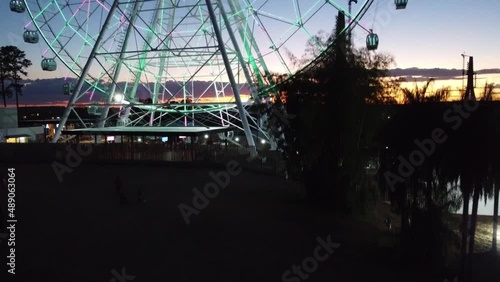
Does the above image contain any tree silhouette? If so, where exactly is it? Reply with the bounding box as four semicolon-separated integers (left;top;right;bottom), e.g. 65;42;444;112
401;78;450;104
271;11;394;213
0;45;32;108
267;10;500;280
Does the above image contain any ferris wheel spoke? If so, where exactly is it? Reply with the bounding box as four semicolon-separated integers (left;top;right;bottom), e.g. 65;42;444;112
34;9;58;31
32;2;94;79
292;0;301;22
64;0;91;33
25;0;54;26
250;13;292;74
64;43;87;77
250;9;295;26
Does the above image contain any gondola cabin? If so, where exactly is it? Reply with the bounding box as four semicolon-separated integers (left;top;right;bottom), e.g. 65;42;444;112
87;105;96;115
23;30;39;44
41;58;57;71
63;82;75;95
395;0;408;10
366;31;379;51
10;0;25;13
95;106;103;116
87;103;102;116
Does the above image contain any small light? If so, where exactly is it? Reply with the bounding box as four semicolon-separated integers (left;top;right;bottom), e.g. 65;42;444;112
235;137;240;142
385;146;389;149
204;134;209;139
114;93;124;103
138;138;142;142
261;139;266;144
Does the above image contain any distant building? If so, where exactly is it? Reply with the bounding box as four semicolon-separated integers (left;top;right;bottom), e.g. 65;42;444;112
0;108;44;143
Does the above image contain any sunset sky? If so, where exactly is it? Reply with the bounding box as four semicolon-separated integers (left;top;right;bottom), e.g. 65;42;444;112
353;0;500;70
0;0;499;85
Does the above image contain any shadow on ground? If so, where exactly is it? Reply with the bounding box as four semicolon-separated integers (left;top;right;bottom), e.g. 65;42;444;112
0;163;466;281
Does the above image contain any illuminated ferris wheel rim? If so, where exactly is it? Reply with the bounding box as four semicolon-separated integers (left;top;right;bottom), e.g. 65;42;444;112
21;0;379;90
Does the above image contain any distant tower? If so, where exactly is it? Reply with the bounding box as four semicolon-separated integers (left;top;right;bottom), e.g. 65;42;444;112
463;56;476;101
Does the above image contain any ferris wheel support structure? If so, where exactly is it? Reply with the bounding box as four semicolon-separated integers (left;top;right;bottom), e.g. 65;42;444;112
218;0;277;149
227;0;288;149
150;4;176;126
227;1;266;90
98;0;142;128
206;0;257;156
219;1;259;102
53;0;120;142
117;0;163;128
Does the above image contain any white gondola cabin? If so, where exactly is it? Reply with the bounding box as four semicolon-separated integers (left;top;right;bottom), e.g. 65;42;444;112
87;103;102;116
10;0;25;13
63;82;75;95
366;31;379;51
41;58;57;71
87;105;96;115
95;106;103;115
23;30;39;44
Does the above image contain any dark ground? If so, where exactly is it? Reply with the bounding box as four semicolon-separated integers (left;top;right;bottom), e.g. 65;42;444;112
0;162;477;282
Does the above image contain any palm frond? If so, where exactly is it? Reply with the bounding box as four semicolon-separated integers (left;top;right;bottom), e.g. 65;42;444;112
480;82;494;102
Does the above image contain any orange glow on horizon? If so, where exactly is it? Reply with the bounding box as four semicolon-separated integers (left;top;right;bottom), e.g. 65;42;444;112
14;94;253;108
395;73;500;103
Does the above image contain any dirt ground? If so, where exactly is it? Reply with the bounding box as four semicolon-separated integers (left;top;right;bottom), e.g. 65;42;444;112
0;162;481;282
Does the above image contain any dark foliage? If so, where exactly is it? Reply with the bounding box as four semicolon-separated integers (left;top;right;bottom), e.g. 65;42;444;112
0;45;32;108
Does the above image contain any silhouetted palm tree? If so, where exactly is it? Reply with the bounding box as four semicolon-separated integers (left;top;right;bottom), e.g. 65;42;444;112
401;78;450;104
492;175;500;253
480;82;494;102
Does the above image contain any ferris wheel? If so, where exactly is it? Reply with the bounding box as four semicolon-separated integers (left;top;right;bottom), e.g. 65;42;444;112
10;0;408;150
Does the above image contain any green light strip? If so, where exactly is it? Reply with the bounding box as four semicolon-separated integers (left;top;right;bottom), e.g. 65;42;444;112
30;1;52;23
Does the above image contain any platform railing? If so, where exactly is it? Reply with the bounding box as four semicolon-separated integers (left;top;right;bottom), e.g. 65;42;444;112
0;143;287;176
